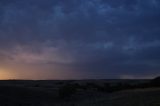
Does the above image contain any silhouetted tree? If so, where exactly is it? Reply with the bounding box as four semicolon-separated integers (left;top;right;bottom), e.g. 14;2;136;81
150;76;160;87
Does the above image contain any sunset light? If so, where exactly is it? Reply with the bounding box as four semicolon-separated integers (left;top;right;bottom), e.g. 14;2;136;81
0;69;15;80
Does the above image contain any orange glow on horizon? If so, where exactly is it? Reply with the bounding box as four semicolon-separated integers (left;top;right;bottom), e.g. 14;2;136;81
0;69;16;80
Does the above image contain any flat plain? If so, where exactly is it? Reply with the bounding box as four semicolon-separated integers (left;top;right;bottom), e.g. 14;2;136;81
0;79;159;106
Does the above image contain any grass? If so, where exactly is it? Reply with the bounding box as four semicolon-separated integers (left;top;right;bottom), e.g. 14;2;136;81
0;79;160;106
76;88;160;106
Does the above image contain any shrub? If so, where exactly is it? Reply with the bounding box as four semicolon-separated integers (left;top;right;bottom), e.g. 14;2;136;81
97;83;112;92
58;84;77;99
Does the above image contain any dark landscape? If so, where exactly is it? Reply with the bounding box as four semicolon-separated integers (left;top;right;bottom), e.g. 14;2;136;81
0;77;160;106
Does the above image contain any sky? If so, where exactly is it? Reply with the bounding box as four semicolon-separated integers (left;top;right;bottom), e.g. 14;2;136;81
0;0;160;79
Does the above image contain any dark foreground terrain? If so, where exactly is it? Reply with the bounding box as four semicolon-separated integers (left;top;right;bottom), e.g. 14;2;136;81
0;78;160;106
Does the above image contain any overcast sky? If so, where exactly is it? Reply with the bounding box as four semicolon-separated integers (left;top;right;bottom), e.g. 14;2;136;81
0;0;160;79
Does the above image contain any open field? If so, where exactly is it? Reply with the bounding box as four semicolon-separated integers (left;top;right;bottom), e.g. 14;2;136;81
0;79;160;106
76;88;160;106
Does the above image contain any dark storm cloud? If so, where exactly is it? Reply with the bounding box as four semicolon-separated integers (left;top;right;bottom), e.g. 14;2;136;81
0;0;160;79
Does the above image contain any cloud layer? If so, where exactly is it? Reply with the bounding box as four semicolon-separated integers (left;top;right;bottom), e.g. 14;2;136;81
0;0;160;79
